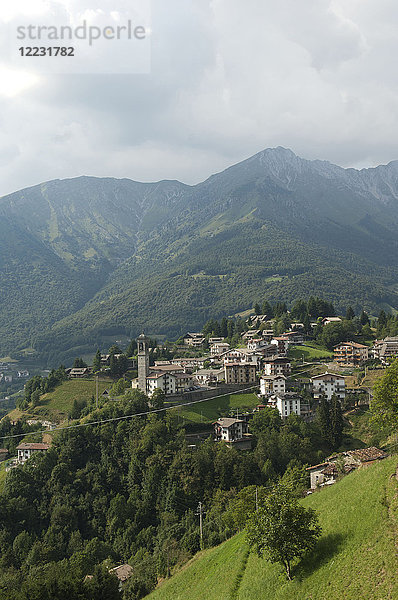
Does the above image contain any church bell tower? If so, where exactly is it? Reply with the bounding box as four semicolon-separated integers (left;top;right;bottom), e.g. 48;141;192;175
137;333;149;393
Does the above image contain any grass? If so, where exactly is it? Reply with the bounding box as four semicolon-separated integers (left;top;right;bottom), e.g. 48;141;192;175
147;533;249;600
289;343;334;361
31;379;109;422
345;368;384;390
146;458;398;600
173;392;259;424
343;406;387;448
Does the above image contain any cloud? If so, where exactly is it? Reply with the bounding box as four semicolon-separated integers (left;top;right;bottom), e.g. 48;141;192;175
0;0;398;196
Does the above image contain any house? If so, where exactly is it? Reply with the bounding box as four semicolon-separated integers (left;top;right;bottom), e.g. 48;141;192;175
26;419;56;430
268;393;302;419
311;373;345;401
263;357;291;377
242;329;262;341
307;446;388;490
194;368;224;385
270;337;290;355
153;363;184;375
247;314;269;326
16;442;50;465
210;342;230;356
171;356;209;371
4;375;12;383
282;330;305;345
146;372;177;396
213;417;252;449
183;333;205;347
306;462;339;489
247;338;269;351
68;367;90;379
175;372;195;393
322;317;342;326
372;337;398;364
259;375;286;397
332;446;388;467
224;362;257;384
221;348;262;367
109;564;134;590
208;337;225;345
334;342;369;366
17;370;29;378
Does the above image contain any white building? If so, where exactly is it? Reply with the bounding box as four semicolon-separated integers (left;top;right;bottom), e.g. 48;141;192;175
372;337;398;364
263;357;291;377
214;417;249;442
259;375;286;397
268;393;301;419
311;373;345;401
210;342;230;356
146;372;177;397
270;337;289;355
16;442;50;465
195;368;224;385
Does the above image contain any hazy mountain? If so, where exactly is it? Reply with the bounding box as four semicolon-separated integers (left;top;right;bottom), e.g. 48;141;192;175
1;147;398;361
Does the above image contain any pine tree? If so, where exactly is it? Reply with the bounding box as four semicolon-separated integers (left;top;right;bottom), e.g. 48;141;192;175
360;310;369;326
317;397;332;447
93;349;102;372
345;306;355;320
330;395;344;449
262;301;273;318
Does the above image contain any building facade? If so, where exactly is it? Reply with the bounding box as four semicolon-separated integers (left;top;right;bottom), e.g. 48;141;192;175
311;373;346;401
224;362;257;384
334;342;369;366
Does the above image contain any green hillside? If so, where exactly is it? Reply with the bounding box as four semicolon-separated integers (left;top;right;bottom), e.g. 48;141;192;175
147;457;398;600
175;392;259;424
2;148;398;361
8;378;110;423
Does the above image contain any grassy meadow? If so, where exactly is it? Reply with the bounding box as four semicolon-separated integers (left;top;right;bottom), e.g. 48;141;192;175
147;457;398;600
173;392;259;424
31;378;109;422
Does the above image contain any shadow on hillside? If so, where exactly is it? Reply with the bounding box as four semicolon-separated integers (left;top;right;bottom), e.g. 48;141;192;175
294;532;347;580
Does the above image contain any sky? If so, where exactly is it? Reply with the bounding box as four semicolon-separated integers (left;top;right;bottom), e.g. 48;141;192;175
1;0;398;196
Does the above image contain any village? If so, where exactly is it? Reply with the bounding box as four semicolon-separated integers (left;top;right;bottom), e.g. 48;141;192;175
3;310;394;498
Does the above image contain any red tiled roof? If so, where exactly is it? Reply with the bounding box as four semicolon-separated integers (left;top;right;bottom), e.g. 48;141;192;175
16;442;50;450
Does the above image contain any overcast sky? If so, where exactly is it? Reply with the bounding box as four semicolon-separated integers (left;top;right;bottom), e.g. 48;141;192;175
1;0;398;196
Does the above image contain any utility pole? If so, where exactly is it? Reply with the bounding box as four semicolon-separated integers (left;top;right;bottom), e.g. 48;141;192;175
96;375;99;409
197;502;204;550
255;486;258;512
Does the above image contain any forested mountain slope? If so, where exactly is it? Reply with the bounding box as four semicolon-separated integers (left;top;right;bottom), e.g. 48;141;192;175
2;147;398;359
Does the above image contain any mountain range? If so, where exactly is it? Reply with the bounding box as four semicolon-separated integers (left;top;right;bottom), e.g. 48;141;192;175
1;146;398;362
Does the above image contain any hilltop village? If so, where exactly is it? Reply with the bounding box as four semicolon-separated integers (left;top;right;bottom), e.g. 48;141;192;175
4;301;396;467
0;300;396;598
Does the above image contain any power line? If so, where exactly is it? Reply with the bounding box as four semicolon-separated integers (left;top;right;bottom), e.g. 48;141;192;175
0;386;258;442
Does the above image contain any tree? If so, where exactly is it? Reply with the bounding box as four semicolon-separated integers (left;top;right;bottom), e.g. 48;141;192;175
150;388;165;410
377;310;387;334
73;357;87;368
93;349;102;372
262;301;273;318
246;485;321;580
316;397;332;447
254;303;261;316
360;310;369;326
345;306;355;320
371;358;398;429
330;395;344;449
